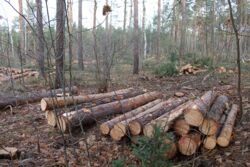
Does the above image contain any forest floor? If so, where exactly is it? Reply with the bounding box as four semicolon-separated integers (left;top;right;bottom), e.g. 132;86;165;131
0;65;250;167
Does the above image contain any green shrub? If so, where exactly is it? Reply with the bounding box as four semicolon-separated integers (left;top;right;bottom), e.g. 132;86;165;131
132;126;173;167
193;57;213;69
169;52;178;64
154;63;178;77
111;158;125;167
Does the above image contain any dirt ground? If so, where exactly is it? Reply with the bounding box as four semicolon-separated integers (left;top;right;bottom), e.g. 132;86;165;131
0;70;250;167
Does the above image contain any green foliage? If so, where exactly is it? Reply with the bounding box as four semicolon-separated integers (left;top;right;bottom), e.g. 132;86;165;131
193;57;214;69
111;158;125;167
169;52;178;64
154;63;178;77
132;126;173;167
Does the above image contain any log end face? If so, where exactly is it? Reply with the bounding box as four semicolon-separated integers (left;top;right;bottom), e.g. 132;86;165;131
41;99;48;111
178;136;197;156
143;124;154;137
203;136;216;150
184;105;204;127
47;111;57;127
164;139;177;159
199;119;218;135
110;128;123;141
129;121;141;136
217;136;229;147
100;123;110;135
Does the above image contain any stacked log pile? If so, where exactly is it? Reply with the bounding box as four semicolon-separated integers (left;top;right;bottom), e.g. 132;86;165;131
40;87;238;159
0;67;39;83
179;64;206;75
95;90;238;158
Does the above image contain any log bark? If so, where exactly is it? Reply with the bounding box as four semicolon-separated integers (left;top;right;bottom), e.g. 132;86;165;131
178;133;201;156
173;119;190;136
128;97;188;136
199;95;229;135
41;87;141;111
100;99;162;135
57;91;162;133
217;104;238;147
203;114;227;150
184;91;217;127
0;86;78;110
110;97;187;141
143;101;192;137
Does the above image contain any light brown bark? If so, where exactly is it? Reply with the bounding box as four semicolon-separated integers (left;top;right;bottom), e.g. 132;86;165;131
184;91;217;126
217;104;238;147
41;88;141;111
100;99;162;135
57;92;162;133
143;101;192;137
199;95;229;135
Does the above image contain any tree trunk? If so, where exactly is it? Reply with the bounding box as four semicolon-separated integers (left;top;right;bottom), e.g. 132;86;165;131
41;87;143;111
156;0;161;58
199;95;229;135
128;97;187;136
173;119;190;136
36;0;45;78
123;0;127;31
184;91;217;126
179;0;186;65
133;0;139;74
178;133;201;155
0;86;78;109
18;0;25;64
228;0;243;119
143;101;192;137
78;0;84;70
217;104;238;147
57;92;162;133
100;99;162;135
55;0;65;88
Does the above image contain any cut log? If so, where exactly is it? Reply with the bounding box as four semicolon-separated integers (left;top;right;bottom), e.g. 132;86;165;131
173;119;190;136
203;135;216;150
57;91;162;133
164;138;177;159
47;110;57;127
184;91;217;127
128;97;188;136
199;95;229;135
41;87;142;111
110;97;187;141
143;101;192;137
178;133;201;156
0;147;18;159
203;114;227;150
217;104;238;147
99;99;162;135
0;86;78;110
